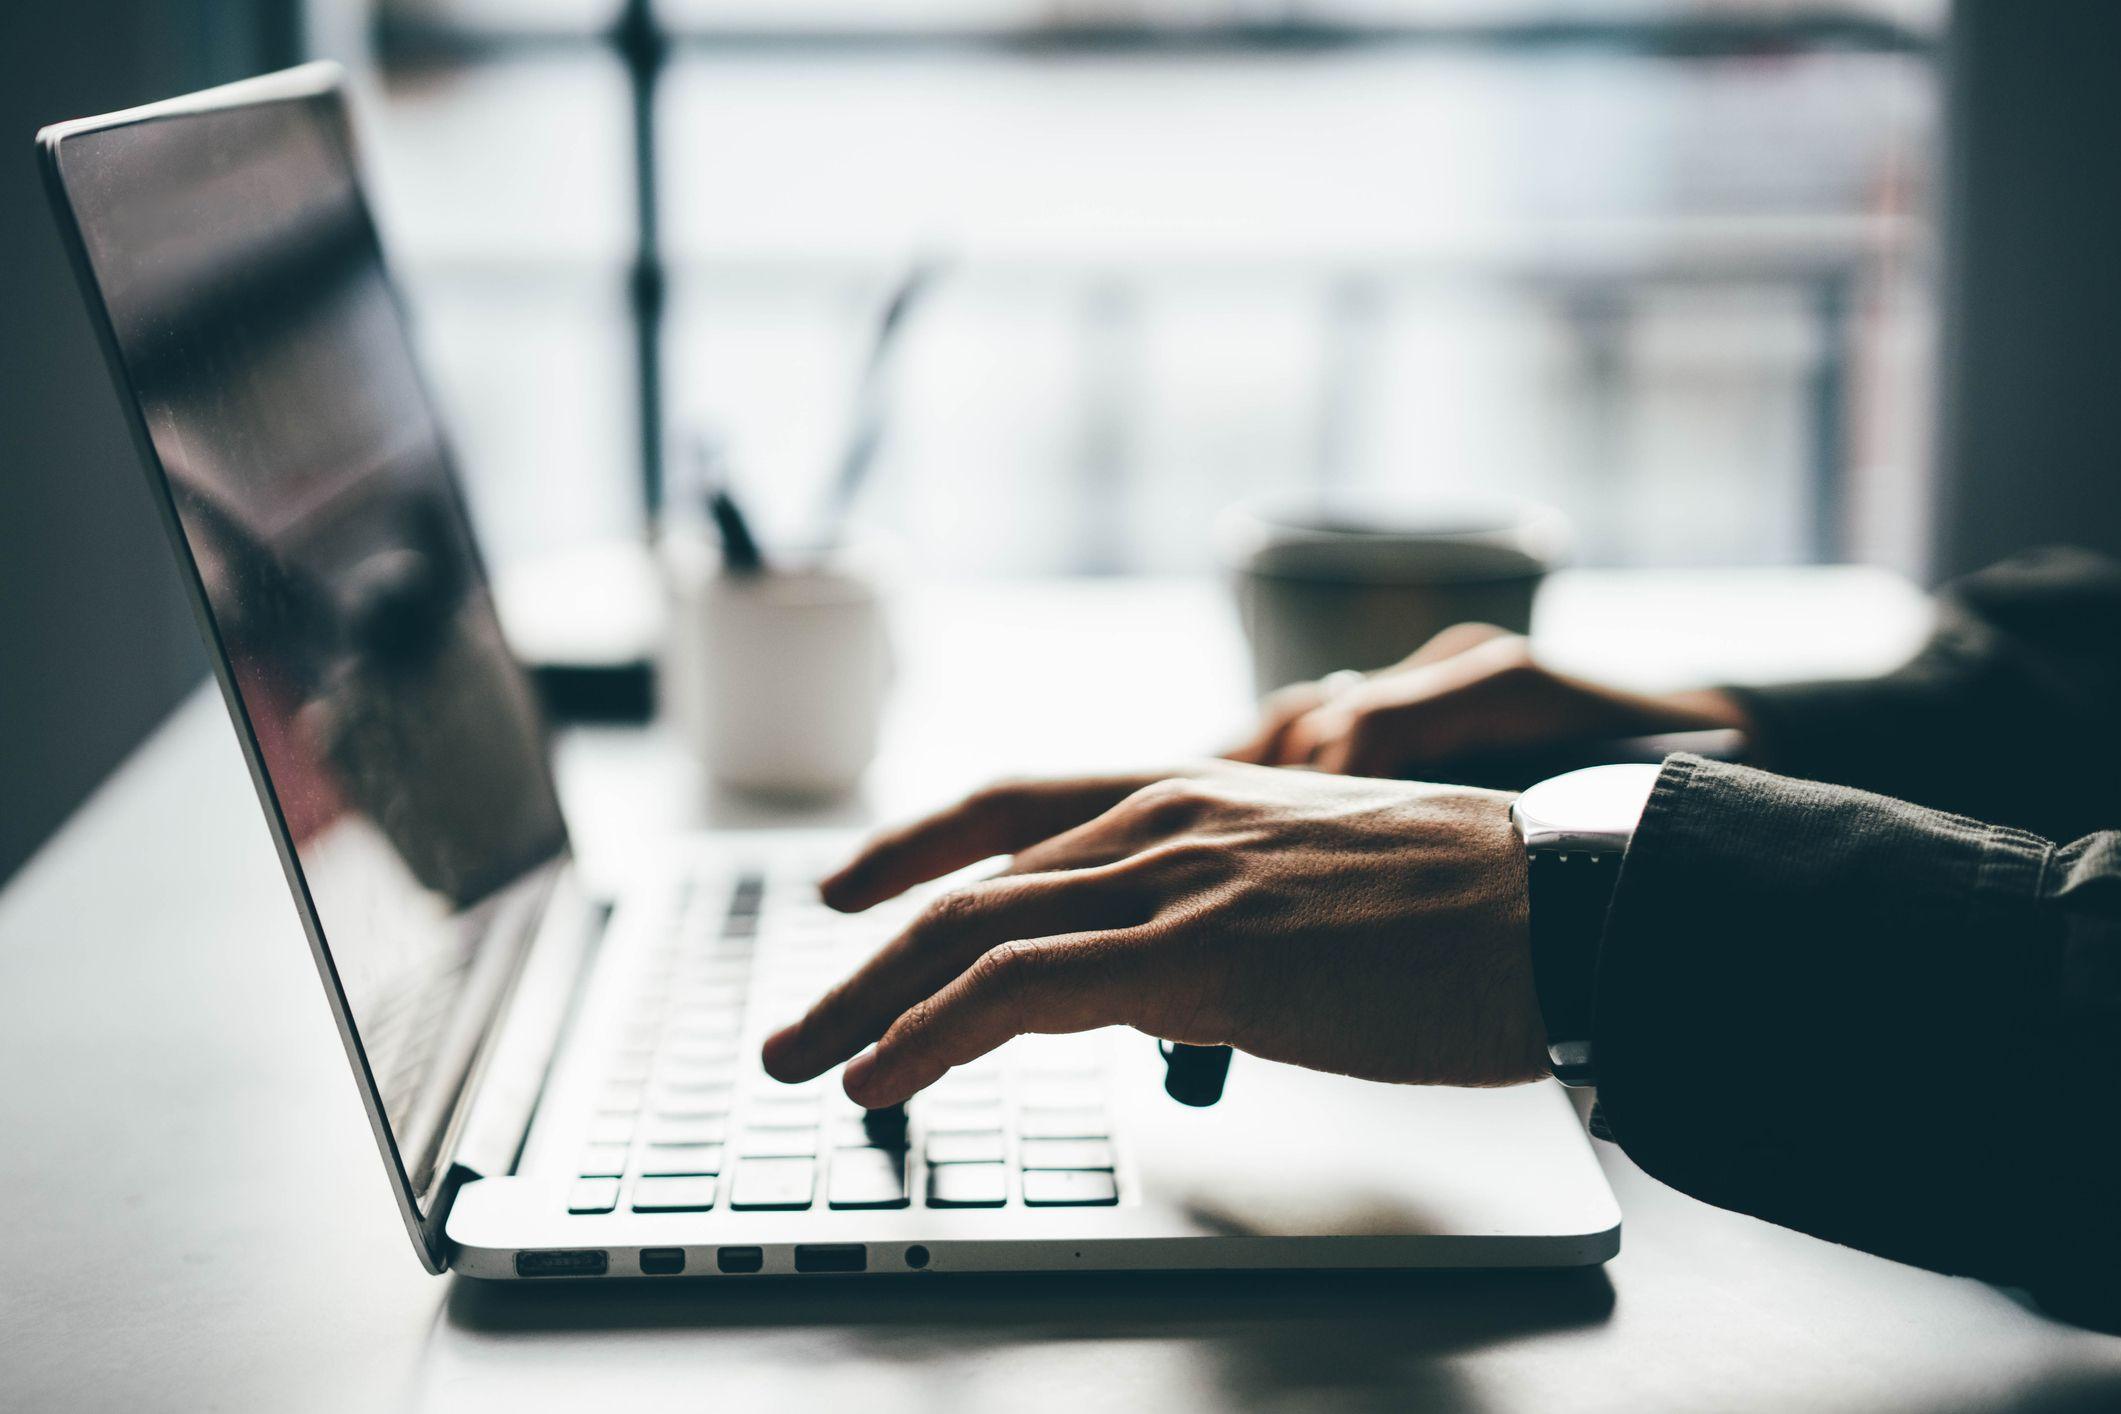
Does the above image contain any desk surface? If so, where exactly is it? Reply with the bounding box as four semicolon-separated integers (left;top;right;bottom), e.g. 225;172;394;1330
5;570;2118;1413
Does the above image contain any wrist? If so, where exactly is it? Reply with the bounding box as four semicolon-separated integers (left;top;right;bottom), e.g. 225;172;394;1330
1488;803;1548;1081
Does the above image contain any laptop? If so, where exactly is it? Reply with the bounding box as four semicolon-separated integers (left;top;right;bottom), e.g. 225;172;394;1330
37;64;1620;1281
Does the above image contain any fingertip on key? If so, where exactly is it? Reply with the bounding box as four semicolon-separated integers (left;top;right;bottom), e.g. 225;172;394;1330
816;869;867;913
759;1024;808;1082
841;1049;883;1104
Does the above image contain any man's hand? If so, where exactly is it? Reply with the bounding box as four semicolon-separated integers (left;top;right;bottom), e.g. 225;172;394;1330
1227;623;1749;778
761;762;1544;1108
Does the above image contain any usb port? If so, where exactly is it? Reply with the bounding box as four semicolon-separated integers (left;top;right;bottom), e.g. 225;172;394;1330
515;1249;609;1278
793;1244;866;1274
716;1246;765;1274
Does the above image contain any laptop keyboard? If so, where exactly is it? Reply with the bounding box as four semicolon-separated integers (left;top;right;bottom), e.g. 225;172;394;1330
565;871;1122;1217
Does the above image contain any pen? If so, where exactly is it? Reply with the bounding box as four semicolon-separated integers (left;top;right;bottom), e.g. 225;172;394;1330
709;486;766;575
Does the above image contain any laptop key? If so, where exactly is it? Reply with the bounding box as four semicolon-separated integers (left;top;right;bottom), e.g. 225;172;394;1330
665;1040;739;1066
922;1101;1005;1134
640;1144;724;1176
927;1163;1009;1208
1016;1107;1106;1140
1021;1170;1119;1207
858;1103;908;1142
828;1147;910;1210
586;1114;637;1146
1018;1081;1102;1111
925;1131;1006;1166
579;1143;630;1179
730;1158;816;1211
632;1175;718;1213
1018;1138;1114;1171
666;1015;741;1042
569;1178;620;1215
931;1071;1003;1102
600;1083;647;1113
737;1126;820;1159
647;1115;729;1146
748;1096;821;1125
830;1116;913;1150
658;1067;737;1094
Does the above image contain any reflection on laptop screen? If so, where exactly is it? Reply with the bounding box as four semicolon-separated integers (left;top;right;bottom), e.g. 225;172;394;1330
50;82;567;1207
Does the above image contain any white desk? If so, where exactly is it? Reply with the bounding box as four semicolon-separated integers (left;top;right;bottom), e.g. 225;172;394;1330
4;570;2118;1413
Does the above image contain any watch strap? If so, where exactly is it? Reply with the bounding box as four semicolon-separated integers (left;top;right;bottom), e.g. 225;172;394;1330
1525;848;1620;1086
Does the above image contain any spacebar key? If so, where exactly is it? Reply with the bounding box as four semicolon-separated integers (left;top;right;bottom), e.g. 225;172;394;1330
730;1157;816;1210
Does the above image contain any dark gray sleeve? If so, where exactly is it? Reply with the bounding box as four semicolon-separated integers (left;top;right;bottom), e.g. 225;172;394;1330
1724;547;2121;841
1593;754;2121;1329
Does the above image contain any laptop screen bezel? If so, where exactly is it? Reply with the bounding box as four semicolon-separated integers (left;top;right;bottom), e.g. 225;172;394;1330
35;62;570;1274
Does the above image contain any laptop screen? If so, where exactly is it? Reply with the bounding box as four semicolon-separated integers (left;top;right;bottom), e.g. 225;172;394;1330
44;73;569;1220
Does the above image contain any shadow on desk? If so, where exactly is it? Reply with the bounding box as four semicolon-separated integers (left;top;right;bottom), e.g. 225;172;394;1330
443;1267;1613;1409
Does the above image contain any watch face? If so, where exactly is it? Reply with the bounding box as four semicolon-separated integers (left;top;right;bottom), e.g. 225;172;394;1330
1515;763;1661;854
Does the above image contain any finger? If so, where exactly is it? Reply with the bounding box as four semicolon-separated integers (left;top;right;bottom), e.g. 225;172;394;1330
761;868;1145;1082
1313;716;1396;777
1281;699;1358;769
1007;808;1142;877
1009;771;1231;876
841;932;1142;1107
1223;682;1328;765
820;773;1159;912
1400;621;1513;668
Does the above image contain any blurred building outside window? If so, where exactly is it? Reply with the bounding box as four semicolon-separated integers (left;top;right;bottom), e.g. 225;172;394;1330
324;0;1945;585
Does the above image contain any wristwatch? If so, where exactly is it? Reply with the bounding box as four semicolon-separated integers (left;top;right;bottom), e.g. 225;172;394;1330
1509;763;1662;1087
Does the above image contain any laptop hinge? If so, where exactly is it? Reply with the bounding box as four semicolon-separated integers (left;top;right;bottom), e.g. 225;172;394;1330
422;865;605;1251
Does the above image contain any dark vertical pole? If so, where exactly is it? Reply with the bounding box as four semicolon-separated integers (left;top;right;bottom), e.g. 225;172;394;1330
1805;268;1853;563
1564;282;1628;563
1933;0;2121;581
615;0;668;522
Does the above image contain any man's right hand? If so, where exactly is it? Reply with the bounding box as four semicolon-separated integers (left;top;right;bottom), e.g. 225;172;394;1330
1226;623;1750;779
762;762;1543;1108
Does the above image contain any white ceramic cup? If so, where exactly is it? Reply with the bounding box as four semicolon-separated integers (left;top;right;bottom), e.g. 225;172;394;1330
663;550;892;799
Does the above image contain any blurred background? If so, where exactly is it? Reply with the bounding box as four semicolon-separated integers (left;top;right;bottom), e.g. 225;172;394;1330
352;0;1942;575
5;0;2119;879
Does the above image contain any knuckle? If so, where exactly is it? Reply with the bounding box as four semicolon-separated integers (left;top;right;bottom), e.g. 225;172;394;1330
1143;838;1233;883
1450;621;1510;644
1482;636;1539;677
917;884;988;935
967;775;1035;814
965;943;1046;1024
889;995;941;1046
1263;683;1323;718
1130;776;1190;804
970;938;1041;989
1126;778;1204;833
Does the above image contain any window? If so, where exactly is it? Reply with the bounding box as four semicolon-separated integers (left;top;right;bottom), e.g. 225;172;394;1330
345;0;1944;576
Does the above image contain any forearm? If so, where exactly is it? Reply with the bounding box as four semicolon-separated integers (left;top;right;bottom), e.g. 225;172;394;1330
1593;755;2121;1327
1723;548;2121;839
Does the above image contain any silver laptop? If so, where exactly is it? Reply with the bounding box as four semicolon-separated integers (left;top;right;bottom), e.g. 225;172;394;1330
38;64;1619;1282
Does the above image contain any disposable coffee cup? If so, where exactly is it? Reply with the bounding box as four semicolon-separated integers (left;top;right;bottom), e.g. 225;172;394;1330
1217;492;1569;697
662;541;893;800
